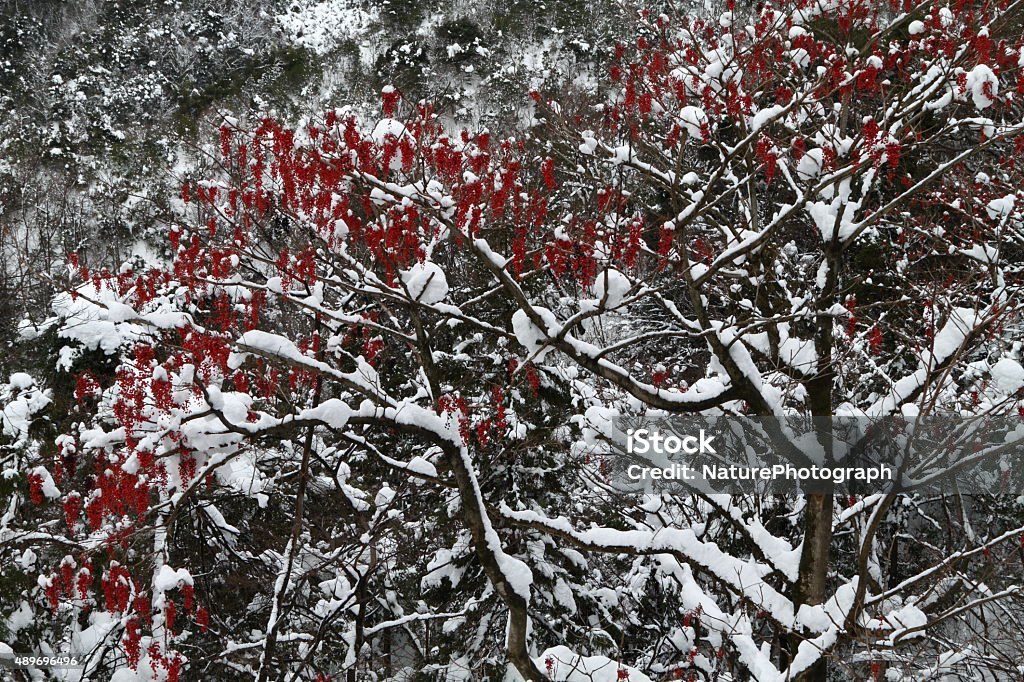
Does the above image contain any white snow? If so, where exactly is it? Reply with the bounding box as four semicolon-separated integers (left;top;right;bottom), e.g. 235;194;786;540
2;374;51;445
275;0;375;56
371;117;408;144
579;130;599;155
371;118;412;171
806;197;860;242
679;106;709;139
866;602;928;643
930;307;982;365
590;269;630;308
869;307;984;414
512;307;561;361
750;104;786;132
52;283;190;354
790;47;810;69
474;238;509;269
796;148;824;181
422;547;467;590
991;358;1024;394
4;600;33;633
500;506;797;625
400;261;449;304
8;372;34;390
154;564;193;592
965;64;999;109
505;646;653;682
985;194;1016;221
30;466;61;500
298;398;353;429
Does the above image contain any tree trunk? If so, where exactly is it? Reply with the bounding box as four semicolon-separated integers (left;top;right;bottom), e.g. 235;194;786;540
444;444;547;681
793;493;834;681
792;246;840;681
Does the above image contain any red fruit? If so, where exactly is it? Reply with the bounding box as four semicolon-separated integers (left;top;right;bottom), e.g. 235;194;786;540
868;326;883;355
196;606;209;632
63;494;82;531
124;618;142;669
27;473;45;505
541;158;556;190
45;577;60;612
165;600;177;633
182;584;194;613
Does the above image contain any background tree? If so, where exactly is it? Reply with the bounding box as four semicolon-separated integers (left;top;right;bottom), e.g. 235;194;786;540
3;1;1024;681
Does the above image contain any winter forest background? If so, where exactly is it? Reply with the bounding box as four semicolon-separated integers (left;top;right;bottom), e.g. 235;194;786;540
2;0;1024;680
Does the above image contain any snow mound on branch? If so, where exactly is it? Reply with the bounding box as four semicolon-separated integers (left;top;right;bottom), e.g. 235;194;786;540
678;106;708;139
985;194;1016;221
30;466;61;499
505;646;653;681
299;398;352;429
870;307;987;414
960;243;997;264
869;603;928;643
991;358;1024;394
401;261;449;304
422;547;467;590
590;268;631;308
154;565;194;592
372;118;411;171
796;148;824;181
581;405;617;446
807;197;860;242
965;64;998;109
9;373;34;390
750;104;786;132
579;130;599;155
371;117;408;143
53;283;190;354
931;307;981;364
2;374;52;446
512;308;561;361
5;601;32;633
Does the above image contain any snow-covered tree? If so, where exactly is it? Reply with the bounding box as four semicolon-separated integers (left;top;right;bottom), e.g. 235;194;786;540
5;1;1024;680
